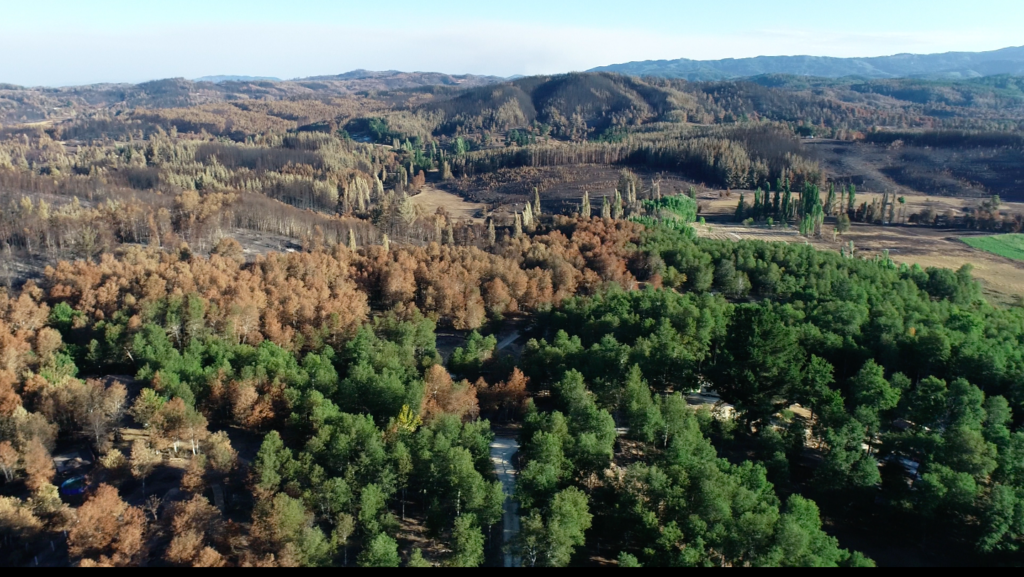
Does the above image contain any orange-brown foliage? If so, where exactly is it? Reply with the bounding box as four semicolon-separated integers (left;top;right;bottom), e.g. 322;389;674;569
420;364;479;423
22;438;53;492
68;484;148;566
38;217;644;340
477;368;529;422
180;456;207;494
46;245;369;350
166;495;225;566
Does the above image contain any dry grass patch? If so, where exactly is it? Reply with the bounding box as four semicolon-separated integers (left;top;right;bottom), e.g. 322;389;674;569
411;187;488;223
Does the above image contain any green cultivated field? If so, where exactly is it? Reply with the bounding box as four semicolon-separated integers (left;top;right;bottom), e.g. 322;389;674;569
962;233;1024;261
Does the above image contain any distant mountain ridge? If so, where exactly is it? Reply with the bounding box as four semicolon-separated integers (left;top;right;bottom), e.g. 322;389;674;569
195;75;281;83
294;69;507;88
589;46;1024;80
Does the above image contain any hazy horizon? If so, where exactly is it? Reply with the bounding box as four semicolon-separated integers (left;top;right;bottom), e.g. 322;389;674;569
4;44;1023;89
2;0;1021;86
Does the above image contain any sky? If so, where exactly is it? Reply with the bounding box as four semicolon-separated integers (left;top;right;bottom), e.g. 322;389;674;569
2;0;1021;86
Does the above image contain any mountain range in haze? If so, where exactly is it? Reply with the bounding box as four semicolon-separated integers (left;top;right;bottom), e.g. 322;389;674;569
5;47;1024;124
193;70;506;87
6;46;1024;92
588;46;1024;80
194;75;282;83
191;46;1024;89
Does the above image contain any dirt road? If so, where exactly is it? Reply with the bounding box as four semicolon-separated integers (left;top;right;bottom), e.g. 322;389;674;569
490;436;520;567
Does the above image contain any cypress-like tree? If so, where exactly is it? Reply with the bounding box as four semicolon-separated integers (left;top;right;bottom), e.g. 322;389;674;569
580;191;591;218
735;193;746;222
812;203;825;237
801;184;820;218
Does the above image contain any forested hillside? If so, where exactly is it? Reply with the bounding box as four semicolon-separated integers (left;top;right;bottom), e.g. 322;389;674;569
3;211;1024;566
2;68;1024;567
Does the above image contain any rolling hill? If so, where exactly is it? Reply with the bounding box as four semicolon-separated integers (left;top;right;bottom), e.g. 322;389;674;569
418;72;680;136
0;71;506;124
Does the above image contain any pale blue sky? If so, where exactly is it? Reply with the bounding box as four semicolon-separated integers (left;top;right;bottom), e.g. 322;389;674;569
2;0;1021;86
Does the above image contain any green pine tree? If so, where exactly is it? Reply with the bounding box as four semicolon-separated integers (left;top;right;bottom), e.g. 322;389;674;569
447;514;485;567
734;193;746;222
358;533;401;567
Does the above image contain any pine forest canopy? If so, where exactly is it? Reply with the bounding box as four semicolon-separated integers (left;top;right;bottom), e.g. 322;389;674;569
2;58;1024;568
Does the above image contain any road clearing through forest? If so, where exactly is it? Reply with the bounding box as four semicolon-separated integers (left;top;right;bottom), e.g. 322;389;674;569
490;436;520;567
496;331;520;351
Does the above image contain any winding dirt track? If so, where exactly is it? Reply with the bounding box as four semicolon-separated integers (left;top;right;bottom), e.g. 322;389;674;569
490;436;520;567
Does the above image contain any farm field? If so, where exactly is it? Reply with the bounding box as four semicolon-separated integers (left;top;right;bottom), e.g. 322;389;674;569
961;233;1024;262
687;189;1024;303
694;222;1024;304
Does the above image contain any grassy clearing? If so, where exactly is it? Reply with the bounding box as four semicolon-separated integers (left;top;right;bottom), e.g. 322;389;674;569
411;186;488;223
961;234;1024;262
